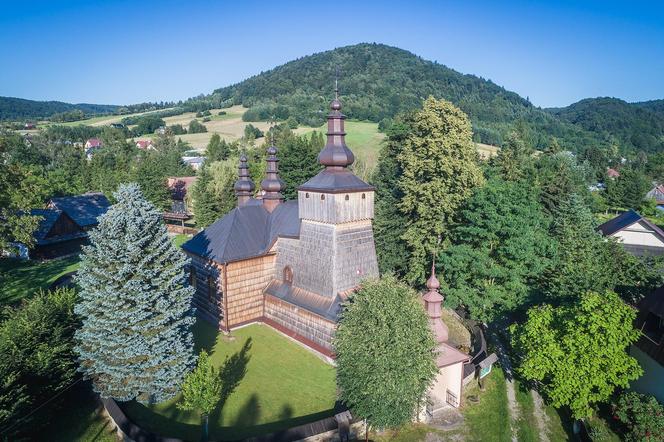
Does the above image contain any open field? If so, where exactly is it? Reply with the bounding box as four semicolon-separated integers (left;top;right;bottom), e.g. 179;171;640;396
0;255;80;305
123;321;337;441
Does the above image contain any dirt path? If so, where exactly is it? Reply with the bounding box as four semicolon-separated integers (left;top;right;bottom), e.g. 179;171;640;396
531;389;551;442
490;334;520;442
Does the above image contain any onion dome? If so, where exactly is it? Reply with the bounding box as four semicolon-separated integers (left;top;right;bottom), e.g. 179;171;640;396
318;91;355;169
423;263;449;344
234;154;255;206
261;144;285;211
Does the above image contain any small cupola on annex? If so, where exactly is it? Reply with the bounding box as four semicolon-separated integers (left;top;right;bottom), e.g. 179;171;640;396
297;88;375;224
260;144;285;212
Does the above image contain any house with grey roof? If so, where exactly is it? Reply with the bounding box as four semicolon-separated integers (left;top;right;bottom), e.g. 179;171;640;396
182;95;379;357
25;192;111;259
631;285;664;402
598;210;664;256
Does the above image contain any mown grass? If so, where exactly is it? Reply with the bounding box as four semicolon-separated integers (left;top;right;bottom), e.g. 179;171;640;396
462;368;511;442
0;255;80;305
122;321;337;441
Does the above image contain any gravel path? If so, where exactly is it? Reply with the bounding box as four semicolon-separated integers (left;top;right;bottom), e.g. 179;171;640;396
531;389;551;442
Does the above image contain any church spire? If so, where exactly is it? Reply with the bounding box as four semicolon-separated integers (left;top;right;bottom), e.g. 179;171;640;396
261;143;285;212
317;81;355;169
423;261;449;344
234;154;255;207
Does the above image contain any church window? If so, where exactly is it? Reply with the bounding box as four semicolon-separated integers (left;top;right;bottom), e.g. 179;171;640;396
283;266;293;284
345;194;349;201
361;193;366;199
321;194;325;200
305;193;309;198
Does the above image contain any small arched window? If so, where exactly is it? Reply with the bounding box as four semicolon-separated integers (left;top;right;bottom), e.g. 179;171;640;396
305;192;309;198
344;194;349;201
321;194;325;200
207;275;216;302
283;266;293;284
361;193;366;200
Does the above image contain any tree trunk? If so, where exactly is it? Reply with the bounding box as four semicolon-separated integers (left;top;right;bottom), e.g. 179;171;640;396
201;413;209;442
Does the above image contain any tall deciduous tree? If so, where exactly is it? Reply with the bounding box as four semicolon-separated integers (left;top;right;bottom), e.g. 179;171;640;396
334;276;437;430
440;178;554;322
178;350;222;441
192;160;236;227
396;97;484;283
75;183;196;402
511;290;642;419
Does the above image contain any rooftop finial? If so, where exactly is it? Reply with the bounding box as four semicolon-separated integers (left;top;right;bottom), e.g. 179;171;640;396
318;71;354;168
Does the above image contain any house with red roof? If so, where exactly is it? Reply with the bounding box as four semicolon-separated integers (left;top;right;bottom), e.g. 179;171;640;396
136;139;154;150
85;138;102;149
607;167;621;179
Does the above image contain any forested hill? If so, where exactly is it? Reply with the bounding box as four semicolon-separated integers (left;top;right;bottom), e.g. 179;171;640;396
0;96;118;121
186;43;602;151
547;97;664;153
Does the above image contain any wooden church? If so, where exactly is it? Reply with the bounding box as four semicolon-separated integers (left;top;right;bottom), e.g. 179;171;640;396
182;94;379;357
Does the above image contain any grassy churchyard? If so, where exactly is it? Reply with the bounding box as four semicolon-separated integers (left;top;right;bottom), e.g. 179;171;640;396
122;321;337;441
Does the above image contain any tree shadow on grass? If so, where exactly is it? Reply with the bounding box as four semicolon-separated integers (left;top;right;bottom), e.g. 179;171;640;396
209;338;253;426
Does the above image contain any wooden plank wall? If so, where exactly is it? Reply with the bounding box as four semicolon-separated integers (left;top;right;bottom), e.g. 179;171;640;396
226;254;275;327
187;253;224;328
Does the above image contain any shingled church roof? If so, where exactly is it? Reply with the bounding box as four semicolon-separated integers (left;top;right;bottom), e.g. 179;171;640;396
182;200;300;264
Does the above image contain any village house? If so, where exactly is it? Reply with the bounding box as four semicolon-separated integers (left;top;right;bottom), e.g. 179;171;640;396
182;95;379;357
598;210;664;256
607;167;621;179
28;192;110;259
631;286;664;403
136;139;154;150
645;184;664;211
182;156;205;171
85;138;102;149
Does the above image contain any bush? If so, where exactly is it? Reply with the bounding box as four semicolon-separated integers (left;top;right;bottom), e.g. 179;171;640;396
0;288;79;436
615;391;664;441
218;111;226;116
243;123;263;139
285;116;298;129
203;117;211;122
170;124;187;135
189;120;208;134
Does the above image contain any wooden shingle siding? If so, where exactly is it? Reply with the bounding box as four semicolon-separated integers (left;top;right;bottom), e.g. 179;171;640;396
225;254;275;328
298;190;374;224
186;253;223;328
264;294;336;351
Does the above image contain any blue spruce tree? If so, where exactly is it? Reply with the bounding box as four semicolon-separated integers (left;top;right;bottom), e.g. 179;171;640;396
74;183;196;403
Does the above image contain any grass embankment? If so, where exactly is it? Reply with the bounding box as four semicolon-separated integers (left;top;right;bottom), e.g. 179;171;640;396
123;321;337;441
0;255;80;305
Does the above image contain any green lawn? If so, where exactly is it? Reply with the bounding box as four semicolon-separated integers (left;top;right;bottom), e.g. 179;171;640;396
122;321;337;441
172;233;192;248
0;255;80;305
462;368;511;442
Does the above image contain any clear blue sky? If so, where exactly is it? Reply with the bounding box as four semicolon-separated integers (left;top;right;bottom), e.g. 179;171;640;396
1;0;662;108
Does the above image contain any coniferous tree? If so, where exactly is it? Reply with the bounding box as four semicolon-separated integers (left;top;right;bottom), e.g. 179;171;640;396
277;130;323;199
192;160;236;227
536;151;591;215
440;178;554;322
206;134;231;162
74;183;196;403
540;194;622;303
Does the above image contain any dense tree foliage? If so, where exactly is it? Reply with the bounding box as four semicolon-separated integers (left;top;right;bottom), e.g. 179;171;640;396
0;96;118;121
440;178;554;322
334;276;437;430
511;290;642;419
188;119;207;134
273;129;324;199
605;167;651;210
178;350;221;441
615;391;664;442
206;134;233;162
192;159;237;227
186;43;639;152
75;184;196;402
0;288;79;437
548;97;664;153
394;97;484;283
243;123;263;140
